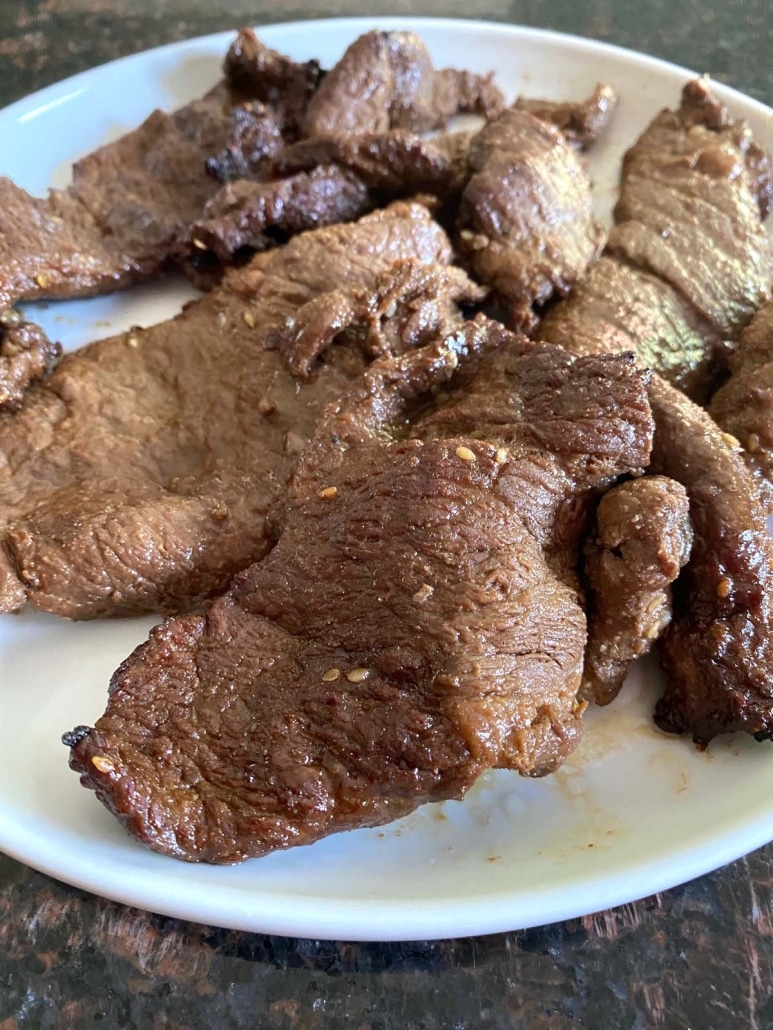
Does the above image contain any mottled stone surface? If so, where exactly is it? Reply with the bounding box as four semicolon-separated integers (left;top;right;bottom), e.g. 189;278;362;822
2;1;773;1026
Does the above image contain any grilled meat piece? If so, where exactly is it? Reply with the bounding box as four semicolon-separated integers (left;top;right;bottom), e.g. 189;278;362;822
223;27;324;132
0;34;324;309
273;128;473;197
305;30;503;138
189;166;372;263
204;101;286;183
650;376;773;745
541;78;772;401
275;261;487;377
540;256;721;401
515;83;618;149
0;311;61;412
581;476;692;705
708;299;773;510
539;79;773;743
457;108;602;331
0;204;462;619
68;317;653;863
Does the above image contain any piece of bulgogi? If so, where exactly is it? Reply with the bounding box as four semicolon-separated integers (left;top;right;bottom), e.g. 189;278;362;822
0;203;481;619
67;316;654;862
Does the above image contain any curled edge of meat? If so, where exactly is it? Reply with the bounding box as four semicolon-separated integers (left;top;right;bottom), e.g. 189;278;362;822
0;311;62;412
580;475;693;705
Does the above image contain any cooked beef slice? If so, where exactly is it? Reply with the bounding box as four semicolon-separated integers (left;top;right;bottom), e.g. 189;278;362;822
273;129;473;197
708;299;773;510
203;101;286;183
649;375;773;745
0;203;456;620
68;318;654;863
0;311;61;412
223;27;324;132
608;79;771;336
514;83;618;149
580;476;692;705
304;30;503;138
543;79;772;402
539;255;723;401
0;35;324;309
456;108;602;332
276;261;487;377
189;166;372;262
0;178;134;310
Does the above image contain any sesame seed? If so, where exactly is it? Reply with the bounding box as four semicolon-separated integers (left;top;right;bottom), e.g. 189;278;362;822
721;432;740;449
192;238;208;250
127;335;139;348
35;274;48;288
495;447;509;464
384;300;397;318
216;311;228;329
346;668;370;683
91;755;114;773
456;446;476;462
318;486;338;499
322;668;340;682
413;584;434;603
716;577;732;599
243;311;257;329
0;309;22;328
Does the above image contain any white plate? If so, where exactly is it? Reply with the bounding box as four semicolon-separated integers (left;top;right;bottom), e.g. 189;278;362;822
2;17;773;942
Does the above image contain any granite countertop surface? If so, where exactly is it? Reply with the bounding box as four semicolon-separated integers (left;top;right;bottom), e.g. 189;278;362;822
2;1;773;1027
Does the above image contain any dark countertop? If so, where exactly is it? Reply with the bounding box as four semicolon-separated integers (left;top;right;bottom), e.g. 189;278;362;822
2;1;773;1026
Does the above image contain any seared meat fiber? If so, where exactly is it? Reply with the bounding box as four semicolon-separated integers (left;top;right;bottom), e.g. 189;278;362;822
0;35;322;309
0;204;469;619
276;261;487;377
305;30;503;138
189;166;372;263
581;476;692;705
708;299;773;510
515;83;618;149
222;27;323;136
456;108;602;332
541;78;772;401
650;377;773;745
273;129;473;197
0;311;60;412
68;318;653;863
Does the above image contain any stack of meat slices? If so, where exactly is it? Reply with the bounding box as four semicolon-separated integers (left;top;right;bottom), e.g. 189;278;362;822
2;27;773;864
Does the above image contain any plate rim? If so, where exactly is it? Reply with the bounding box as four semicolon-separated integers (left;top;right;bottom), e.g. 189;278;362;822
2;15;773;941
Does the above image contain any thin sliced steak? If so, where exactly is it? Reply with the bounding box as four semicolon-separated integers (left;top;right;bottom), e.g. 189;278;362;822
272;128;473;197
0;35;322;310
514;83;618;149
650;376;773;745
0;203;470;619
457;108;603;332
189;166;372;263
581;476;692;705
541;78;772;401
304;30;503;138
67;317;653;863
708;299;773;510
